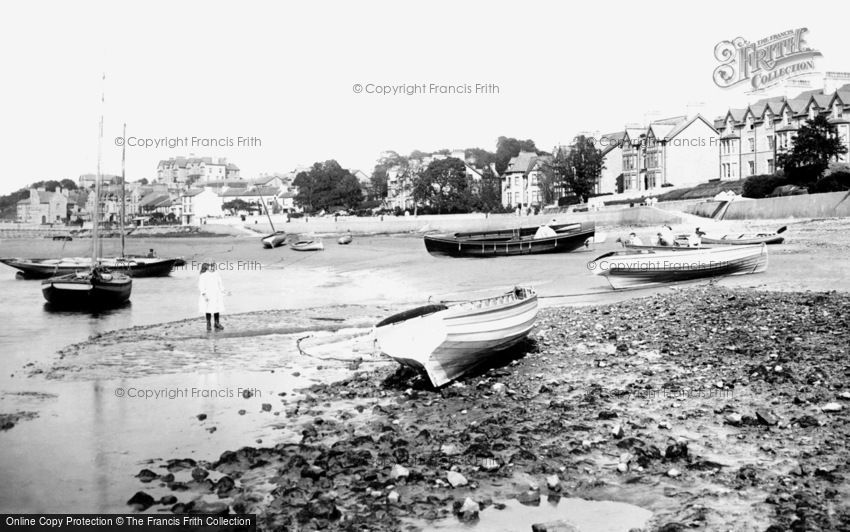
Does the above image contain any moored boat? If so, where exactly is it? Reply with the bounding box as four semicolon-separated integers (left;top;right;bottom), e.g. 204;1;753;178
373;287;538;387
262;231;287;248
42;268;132;307
424;222;595;257
588;244;768;290
1;256;178;279
291;239;324;251
337;235;353;245
696;226;786;245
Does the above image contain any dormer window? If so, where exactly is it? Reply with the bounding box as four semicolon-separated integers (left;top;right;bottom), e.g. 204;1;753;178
765;112;773;129
809;105;817;120
783;111;790;126
835;102;844;119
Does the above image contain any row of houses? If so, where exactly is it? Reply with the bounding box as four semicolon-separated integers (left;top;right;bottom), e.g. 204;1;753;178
497;83;850;210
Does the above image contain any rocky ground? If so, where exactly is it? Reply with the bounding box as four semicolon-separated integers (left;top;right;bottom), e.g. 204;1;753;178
126;285;850;531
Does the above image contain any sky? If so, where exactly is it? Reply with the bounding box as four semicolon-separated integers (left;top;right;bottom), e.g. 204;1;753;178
1;0;849;193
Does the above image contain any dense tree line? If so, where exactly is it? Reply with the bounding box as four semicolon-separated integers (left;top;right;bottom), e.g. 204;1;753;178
292;160;363;212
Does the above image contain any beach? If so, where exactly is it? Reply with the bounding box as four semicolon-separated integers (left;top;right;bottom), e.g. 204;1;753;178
0;217;849;531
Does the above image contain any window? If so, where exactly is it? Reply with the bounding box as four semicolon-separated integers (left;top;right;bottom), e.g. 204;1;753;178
767;159;775;174
748;161;755;176
748;138;755;152
514;192;520;204
767;135;774;149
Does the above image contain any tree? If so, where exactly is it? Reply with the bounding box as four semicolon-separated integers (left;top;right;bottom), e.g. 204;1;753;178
293;160;363;212
544;136;604;202
413;157;470;213
467;166;502;212
137;178;149;186
495;136;538;175
369;167;389;200
779;115;848;187
59;179;77;190
222;198;253;213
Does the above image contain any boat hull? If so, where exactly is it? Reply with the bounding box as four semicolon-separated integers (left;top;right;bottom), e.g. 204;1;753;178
262;232;287;248
291;240;324;251
590;244;768;290
424;223;595;257
699;235;784;245
374;287;538;387
41;272;132;307
0;257;178;279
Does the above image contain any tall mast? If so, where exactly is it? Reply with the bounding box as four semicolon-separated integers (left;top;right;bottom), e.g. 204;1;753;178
259;191;275;232
120;122;126;257
92;73;105;267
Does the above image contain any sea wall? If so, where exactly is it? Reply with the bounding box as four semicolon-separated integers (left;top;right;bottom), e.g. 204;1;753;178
682;191;850;220
722;191;850;220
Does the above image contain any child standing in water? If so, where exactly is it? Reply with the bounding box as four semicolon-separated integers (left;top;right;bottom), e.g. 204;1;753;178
198;262;225;331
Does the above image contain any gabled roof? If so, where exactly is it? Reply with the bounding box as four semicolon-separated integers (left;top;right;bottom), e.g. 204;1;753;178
781;97;810;115
666;114;718;138
647;122;679;140
181;188;206;197
827;89;850;108
599;131;626;155
504;151;538;174
726;108;748;122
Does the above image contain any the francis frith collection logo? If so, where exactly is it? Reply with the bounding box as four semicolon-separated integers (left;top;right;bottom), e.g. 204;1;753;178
713;28;822;90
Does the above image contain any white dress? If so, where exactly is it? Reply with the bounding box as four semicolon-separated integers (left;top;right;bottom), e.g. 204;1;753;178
198;271;225;314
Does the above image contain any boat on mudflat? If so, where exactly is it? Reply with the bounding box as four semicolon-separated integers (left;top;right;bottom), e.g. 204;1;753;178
291;239;324;251
261;231;287;248
373;286;538;387
42;267;132;307
588;243;768;290
696;226;786;245
1;256;179;279
424;222;595;257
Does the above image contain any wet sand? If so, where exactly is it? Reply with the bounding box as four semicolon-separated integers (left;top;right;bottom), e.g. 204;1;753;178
1;218;850;530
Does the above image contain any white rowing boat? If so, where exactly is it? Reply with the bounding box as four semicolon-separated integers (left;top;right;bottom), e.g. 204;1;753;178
588;244;768;290
373;287;538;387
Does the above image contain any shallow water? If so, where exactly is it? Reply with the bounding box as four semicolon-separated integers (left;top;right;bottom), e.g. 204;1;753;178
422;497;652;532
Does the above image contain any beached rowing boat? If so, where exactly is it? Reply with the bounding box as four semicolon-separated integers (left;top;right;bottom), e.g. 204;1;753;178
373;287;538;387
291;239;324;251
588;244;768;290
424;222;595;257
696;226;786;245
337;235;353;245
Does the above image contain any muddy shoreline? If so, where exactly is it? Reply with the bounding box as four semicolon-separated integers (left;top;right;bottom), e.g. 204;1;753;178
116;286;850;531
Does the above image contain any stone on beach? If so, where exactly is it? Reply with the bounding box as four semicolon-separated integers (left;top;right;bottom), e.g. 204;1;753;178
821;402;843;412
390;464;410;479
127;491;155;511
546;474;561;491
447;471;468;487
517;490;541;506
756;409;779;426
532;521;580;532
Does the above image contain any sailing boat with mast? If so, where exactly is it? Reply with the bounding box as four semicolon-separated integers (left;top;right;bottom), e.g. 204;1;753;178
4;123;180;279
258;191;286;248
41;75;132;308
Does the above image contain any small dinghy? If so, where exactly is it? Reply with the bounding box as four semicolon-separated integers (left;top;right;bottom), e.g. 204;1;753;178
696;226;786;245
337;235;353;245
262;231;287;248
588;244;768;290
291;239;324;251
373;287;538;387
